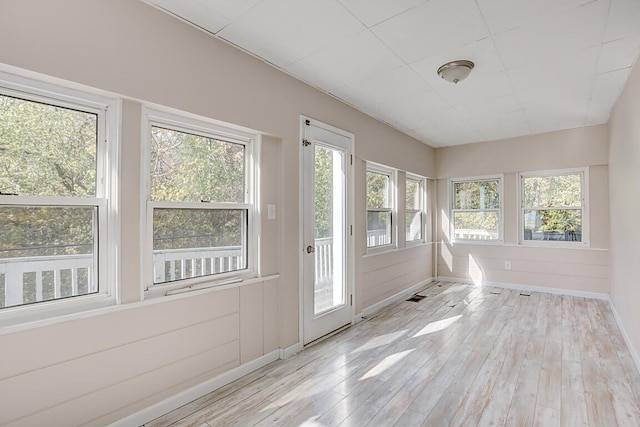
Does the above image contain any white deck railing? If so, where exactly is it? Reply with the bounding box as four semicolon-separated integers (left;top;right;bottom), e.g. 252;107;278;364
454;229;499;240
0;254;94;308
152;246;243;284
0;238;341;308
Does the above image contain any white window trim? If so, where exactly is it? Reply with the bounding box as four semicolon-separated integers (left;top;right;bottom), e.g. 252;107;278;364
366;162;397;253
0;71;120;326
141;107;261;298
405;173;427;246
518;167;589;248
450;174;504;244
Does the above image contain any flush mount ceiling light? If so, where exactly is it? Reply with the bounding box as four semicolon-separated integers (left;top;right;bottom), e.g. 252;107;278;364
437;60;474;84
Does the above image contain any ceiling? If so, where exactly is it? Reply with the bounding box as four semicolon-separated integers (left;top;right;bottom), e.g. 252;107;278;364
143;0;640;148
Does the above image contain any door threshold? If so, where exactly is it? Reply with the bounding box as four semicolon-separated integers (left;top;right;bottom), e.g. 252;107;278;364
304;323;352;348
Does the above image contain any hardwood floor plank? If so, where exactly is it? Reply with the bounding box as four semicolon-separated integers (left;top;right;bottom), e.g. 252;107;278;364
148;282;640;427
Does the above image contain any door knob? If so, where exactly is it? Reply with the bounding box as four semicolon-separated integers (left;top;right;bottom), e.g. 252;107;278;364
306;245;315;254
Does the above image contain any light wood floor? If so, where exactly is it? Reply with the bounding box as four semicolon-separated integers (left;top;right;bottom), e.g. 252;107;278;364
145;281;640;427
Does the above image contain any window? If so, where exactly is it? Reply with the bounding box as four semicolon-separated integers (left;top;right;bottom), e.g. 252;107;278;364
0;77;116;311
406;175;425;243
145;111;257;286
451;177;501;241
521;169;587;244
366;164;395;249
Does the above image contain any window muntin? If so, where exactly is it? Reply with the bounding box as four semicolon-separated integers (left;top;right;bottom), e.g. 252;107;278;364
147;118;254;285
521;171;585;243
0;90;108;310
451;178;501;241
366;168;393;248
406;176;424;242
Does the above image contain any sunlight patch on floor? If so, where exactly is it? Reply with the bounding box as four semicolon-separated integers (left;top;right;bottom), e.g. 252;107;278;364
359;349;415;380
352;329;408;353
413;315;462;338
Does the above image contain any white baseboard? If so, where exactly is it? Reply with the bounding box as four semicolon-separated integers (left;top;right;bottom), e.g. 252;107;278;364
110;349;280;427
608;299;640;375
436;276;609;300
356;277;435;321
279;341;303;359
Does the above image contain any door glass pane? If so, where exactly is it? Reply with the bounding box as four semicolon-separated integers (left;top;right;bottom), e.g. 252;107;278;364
314;145;344;314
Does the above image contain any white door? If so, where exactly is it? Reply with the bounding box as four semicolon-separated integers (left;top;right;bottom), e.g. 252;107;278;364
302;118;354;345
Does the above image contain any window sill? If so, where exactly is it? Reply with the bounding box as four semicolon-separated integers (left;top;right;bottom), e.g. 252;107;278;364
143;272;278;299
451;239;503;246
0;293;116;334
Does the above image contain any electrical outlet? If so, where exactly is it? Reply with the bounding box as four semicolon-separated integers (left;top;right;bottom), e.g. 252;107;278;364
505;261;512;270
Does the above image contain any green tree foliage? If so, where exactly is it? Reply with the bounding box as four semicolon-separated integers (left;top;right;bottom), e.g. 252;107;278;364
406;179;420;210
151;127;244;203
453;180;500;233
0;95;97;258
523;174;582;235
150;127;246;250
314;145;334;239
367;171;389;209
0;94;96;197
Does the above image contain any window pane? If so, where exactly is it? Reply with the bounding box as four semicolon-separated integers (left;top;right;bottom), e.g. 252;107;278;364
367;171;390;209
150;126;245;203
406;179;420;210
406;211;422;241
523;174;581;208
367;211;391;247
524;209;582;241
454;180;499;209
453;211;499;240
153;208;247;284
0;206;96;309
0;94;97;197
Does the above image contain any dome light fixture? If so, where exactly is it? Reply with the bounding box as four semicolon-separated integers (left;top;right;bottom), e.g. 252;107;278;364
437;60;475;84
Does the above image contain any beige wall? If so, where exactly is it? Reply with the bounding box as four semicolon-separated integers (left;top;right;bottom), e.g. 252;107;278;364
0;0;435;424
609;60;640;361
435;126;610;294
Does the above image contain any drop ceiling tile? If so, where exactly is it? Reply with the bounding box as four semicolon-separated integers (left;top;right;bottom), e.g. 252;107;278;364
477;0;600;35
148;0;640;147
509;48;598;133
597;35;640;73
417;121;487;146
333;65;437;107
218;0;365;68
371;0;489;64
454;93;523;120
337;0;429;28
377;89;444;132
604;0;640;42
284;30;404;91
431;70;516;113
145;0;234;33
493;0;608;70
587;67;631;124
468;108;530;141
410;37;506;86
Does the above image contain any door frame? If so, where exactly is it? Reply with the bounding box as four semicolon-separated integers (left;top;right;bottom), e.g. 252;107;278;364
298;115;355;346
